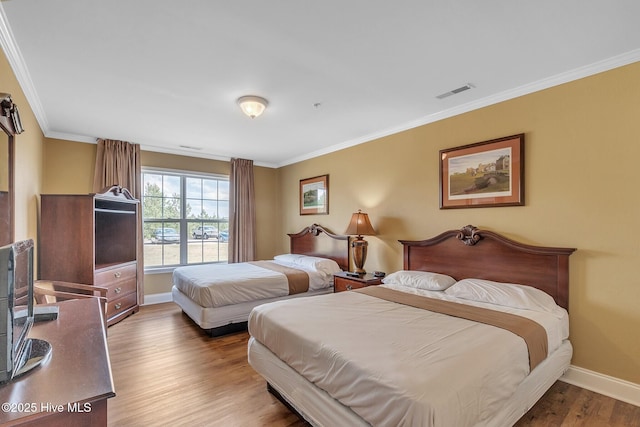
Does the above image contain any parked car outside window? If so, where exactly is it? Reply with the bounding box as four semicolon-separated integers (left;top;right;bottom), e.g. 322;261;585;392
192;226;218;239
218;231;228;242
151;227;180;244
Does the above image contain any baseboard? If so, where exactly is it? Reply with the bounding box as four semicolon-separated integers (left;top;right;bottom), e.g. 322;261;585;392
141;292;173;305
561;365;640;407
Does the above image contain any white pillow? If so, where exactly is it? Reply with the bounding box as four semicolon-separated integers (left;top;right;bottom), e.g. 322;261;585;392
444;278;559;313
273;254;341;275
273;254;304;264
382;270;456;291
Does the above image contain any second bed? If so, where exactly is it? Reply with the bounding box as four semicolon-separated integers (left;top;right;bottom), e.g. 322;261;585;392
172;224;350;336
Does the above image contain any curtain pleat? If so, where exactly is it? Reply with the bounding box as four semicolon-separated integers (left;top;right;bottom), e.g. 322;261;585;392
228;158;256;263
93;139;141;195
93;139;144;302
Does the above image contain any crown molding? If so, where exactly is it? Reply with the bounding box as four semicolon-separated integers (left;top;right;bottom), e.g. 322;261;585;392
44;130;97;144
278;49;640;167
0;4;50;133
137;142;278;168
2;4;638;168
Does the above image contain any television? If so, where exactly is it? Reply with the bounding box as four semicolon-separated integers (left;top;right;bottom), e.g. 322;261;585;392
0;239;50;383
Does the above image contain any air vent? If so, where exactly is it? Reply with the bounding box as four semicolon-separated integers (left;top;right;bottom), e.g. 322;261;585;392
436;83;474;100
179;145;203;150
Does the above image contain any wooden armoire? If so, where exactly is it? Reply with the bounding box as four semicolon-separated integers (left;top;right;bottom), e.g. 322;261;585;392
39;185;140;326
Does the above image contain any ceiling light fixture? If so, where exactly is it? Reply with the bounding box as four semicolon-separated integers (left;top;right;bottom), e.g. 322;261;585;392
237;95;268;118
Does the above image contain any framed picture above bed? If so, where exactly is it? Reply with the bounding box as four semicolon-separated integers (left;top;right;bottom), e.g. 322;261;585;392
300;174;329;215
440;134;524;209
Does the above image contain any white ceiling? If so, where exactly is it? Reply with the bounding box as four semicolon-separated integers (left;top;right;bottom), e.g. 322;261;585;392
1;1;639;168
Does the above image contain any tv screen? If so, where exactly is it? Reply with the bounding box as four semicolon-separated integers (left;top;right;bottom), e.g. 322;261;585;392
0;239;35;383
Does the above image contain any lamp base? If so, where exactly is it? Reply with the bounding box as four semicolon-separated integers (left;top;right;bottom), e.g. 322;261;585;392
351;237;368;274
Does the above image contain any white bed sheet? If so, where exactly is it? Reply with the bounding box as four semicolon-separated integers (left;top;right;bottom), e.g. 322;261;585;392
248;284;570;427
172;260;331;308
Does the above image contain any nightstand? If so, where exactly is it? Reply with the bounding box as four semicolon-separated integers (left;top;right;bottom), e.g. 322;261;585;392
333;271;383;293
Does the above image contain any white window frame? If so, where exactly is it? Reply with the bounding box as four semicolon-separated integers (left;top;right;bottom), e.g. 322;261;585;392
142;167;230;273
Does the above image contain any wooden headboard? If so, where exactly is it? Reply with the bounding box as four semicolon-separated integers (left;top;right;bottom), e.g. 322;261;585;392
399;225;576;309
289;224;351;271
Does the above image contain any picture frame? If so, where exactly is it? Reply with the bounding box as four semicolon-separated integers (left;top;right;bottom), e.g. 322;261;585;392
440;134;524;209
300;174;329;215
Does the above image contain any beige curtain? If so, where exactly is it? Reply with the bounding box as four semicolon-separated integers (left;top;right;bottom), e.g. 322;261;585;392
93;139;141;194
93;139;144;301
228;158;256;263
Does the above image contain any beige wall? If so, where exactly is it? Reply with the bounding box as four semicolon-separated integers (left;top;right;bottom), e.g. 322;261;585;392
0;48;43;243
278;62;640;384
42;138;96;194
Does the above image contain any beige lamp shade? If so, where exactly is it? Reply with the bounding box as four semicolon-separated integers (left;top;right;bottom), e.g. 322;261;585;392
344;210;375;238
345;210;375;274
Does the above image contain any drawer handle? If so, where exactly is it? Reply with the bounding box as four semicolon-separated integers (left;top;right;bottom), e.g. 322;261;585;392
346;285;353;291
115;303;122;310
114;272;122;278
114;287;122;294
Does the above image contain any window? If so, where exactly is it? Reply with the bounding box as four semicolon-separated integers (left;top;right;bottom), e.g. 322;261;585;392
142;169;229;270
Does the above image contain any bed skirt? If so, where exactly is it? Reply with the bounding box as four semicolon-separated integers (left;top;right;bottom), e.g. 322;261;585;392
172;285;333;331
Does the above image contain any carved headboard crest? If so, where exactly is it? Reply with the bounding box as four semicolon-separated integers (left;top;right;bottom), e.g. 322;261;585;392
456;225;482;246
288;224;350;271
95;185;137;201
309;224;323;236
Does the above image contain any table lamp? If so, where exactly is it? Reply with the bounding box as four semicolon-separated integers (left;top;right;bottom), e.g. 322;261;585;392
344;210;376;274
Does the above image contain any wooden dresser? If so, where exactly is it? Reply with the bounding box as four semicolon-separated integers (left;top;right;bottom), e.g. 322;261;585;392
39;186;140;326
0;298;115;426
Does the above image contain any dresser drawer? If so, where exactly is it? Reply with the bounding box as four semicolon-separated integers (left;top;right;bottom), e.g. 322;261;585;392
95;262;137;287
104;277;136;300
334;277;367;293
106;292;137;319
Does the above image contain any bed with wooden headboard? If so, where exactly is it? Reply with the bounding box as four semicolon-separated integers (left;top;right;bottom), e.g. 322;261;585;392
401;224;574;309
247;225;576;426
172;224;350;336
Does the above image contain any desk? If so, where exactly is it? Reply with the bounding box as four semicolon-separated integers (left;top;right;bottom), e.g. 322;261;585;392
0;298;115;426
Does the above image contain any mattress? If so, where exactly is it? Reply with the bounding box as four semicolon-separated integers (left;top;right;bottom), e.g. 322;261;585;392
248;337;572;427
172;260;331;308
172;285;334;330
248;284;571;426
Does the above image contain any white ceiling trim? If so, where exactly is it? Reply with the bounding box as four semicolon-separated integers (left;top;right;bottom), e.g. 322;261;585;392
0;5;49;133
45;130;97;144
137;142;270;167
277;49;640;168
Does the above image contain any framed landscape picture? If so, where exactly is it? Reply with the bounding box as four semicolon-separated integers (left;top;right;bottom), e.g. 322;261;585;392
300;174;329;215
440;134;524;209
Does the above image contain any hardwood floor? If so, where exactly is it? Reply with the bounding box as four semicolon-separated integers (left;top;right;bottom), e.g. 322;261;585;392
107;303;640;426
